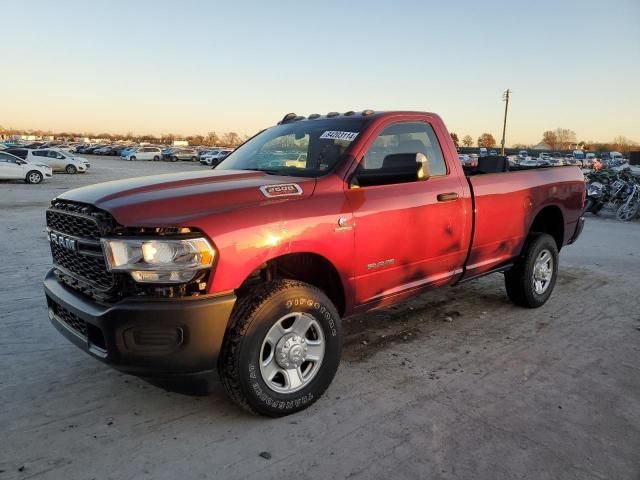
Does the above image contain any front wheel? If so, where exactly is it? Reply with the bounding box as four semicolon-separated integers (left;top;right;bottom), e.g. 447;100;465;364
153;156;159;161
617;200;639;222
218;280;342;417
25;170;43;184
65;164;77;174
504;233;558;308
130;156;136;161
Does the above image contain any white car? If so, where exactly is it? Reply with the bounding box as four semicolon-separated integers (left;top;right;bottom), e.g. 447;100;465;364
0;151;53;184
126;146;162;161
27;148;90;174
200;149;233;166
519;159;542;167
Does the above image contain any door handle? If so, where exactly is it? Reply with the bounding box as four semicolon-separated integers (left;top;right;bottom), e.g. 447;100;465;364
437;192;459;202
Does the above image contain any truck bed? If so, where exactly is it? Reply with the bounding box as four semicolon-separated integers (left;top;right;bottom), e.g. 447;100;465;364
461;166;585;280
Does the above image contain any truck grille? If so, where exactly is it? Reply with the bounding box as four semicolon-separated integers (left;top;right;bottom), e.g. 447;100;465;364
46;200;116;297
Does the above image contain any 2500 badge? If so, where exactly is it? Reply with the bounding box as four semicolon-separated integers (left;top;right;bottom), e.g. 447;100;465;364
260;183;303;198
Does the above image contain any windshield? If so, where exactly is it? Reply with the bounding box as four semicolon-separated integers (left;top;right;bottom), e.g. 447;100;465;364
217;117;370;177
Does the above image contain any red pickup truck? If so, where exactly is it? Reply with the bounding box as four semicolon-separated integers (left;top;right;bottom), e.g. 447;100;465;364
43;110;585;416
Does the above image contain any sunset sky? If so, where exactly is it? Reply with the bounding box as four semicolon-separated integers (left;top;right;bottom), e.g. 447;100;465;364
2;0;639;145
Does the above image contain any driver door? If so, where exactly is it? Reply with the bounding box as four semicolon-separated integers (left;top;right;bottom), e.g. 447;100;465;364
345;121;470;308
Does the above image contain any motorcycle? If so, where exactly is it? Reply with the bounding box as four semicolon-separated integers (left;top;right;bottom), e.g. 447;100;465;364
616;183;640;221
584;181;606;214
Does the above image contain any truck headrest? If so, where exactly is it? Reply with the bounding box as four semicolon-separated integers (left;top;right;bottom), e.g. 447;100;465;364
478;155;509;173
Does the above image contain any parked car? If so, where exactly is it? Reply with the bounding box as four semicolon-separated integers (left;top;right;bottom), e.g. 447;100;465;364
538;152;551;161
518;150;528;159
4;147;30;160
0;151;52;184
161;147;179;160
201;149;234;166
169;148;199;162
126;146;162;161
120;146;139;158
489;149;498;156
43;109;585;417
83;144;105;154
27;149;90;174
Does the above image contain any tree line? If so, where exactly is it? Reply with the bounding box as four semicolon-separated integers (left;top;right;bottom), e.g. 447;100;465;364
449;129;637;153
0;126;250;147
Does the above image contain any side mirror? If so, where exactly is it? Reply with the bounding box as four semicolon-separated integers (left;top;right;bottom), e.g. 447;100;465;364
352;153;430;188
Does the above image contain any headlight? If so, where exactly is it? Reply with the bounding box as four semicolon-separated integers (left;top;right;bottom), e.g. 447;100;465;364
101;237;215;283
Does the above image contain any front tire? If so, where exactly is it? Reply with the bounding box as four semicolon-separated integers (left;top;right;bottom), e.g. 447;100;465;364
25;170;43;184
153;156;160;161
130;156;136;161
504;233;558;308
65;164;77;174
218;280;342;417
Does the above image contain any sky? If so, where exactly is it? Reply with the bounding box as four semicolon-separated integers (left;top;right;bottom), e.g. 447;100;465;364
2;0;639;146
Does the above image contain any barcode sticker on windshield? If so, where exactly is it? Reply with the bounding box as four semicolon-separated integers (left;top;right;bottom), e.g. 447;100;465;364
320;131;359;141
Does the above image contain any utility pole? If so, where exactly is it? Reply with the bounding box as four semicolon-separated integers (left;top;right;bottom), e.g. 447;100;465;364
500;89;511;156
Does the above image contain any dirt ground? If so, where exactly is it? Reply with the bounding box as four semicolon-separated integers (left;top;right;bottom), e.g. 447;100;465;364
1;156;639;480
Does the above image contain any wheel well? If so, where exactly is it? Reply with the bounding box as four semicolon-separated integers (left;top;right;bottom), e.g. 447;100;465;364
529;206;564;250
239;253;346;316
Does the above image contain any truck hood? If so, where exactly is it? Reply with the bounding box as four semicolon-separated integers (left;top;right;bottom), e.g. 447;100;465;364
57;169;316;226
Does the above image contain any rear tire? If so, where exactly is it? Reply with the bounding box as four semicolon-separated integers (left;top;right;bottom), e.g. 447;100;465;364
25;170;43;184
65;164;77;174
504;233;558;308
130;156;136;161
172;156;178;162
153;156;160;161
218;280;342;417
191;156;197;162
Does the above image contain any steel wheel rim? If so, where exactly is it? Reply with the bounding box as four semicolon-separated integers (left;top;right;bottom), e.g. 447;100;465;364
532;249;553;294
260;312;325;394
28;173;40;183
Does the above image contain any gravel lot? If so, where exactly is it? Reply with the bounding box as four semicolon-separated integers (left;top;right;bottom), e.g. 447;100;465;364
1;156;639;480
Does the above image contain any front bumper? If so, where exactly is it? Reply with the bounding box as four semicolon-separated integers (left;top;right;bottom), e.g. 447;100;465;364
43;269;236;377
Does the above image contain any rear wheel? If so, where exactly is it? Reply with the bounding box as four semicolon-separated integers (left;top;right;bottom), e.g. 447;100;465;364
504;233;558;308
171;156;178;162
218;280;342;417
65;164;77;174
153;156;160;161
130;156;136;161
25;170;43;184
191;156;197;162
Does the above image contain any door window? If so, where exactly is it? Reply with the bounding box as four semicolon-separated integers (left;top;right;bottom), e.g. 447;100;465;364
360;122;447;178
0;153;19;163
